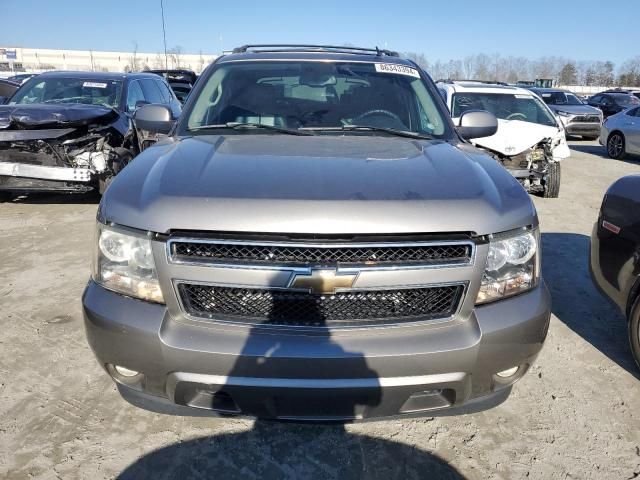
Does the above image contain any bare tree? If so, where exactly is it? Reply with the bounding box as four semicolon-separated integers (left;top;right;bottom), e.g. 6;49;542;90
167;45;183;69
404;52;428;70
129;41;139;72
559;62;578;85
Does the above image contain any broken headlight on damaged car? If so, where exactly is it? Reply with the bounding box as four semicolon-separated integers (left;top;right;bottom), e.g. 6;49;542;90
92;223;164;303
476;228;540;304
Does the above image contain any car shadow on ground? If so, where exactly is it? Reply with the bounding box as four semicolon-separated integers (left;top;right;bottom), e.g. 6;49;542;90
2;191;100;205
569;143;640;165
542;232;638;378
116;421;466;480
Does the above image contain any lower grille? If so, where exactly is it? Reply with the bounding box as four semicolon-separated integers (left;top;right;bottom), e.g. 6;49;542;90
571;115;600;123
178;283;464;327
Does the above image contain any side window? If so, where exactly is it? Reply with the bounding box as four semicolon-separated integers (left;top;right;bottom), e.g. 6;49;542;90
126;80;145;111
139;79;164;104
601;96;612;106
628;107;640;117
155;79;174;104
590;95;602;104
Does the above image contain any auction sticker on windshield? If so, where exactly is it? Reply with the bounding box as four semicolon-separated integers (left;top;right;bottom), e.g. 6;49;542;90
83;82;108;88
374;63;420;78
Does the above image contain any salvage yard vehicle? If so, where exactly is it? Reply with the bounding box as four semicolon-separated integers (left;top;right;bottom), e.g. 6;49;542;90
528;87;602;140
0;71;181;196
148;69;198;104
590;174;640;368
0;78;19;102
438;81;570;198
600;106;640;159
83;44;551;421
588;92;640;119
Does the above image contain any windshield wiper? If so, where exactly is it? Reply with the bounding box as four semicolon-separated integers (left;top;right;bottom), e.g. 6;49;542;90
188;122;313;136
302;125;433;140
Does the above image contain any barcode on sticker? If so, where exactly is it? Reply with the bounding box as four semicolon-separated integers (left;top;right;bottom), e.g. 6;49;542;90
374;63;420;78
83;82;107;88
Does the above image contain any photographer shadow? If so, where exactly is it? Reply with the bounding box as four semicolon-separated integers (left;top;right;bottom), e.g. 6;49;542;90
118;284;467;479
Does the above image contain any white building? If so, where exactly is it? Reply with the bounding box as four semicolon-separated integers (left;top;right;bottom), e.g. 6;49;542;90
0;46;218;76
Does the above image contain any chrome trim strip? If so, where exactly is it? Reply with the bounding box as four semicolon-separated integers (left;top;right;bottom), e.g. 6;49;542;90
172;279;468;330
171;371;466;389
165;237;476;271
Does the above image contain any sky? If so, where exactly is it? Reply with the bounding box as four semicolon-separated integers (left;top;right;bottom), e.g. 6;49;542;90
1;0;637;65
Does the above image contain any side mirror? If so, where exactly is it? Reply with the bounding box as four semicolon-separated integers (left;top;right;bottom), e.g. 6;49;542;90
134;104;175;135
457;110;498;140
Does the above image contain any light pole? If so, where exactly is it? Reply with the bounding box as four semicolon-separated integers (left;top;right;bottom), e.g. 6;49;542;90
160;0;168;69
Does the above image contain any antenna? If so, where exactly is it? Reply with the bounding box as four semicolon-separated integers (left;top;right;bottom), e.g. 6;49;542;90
160;0;168;69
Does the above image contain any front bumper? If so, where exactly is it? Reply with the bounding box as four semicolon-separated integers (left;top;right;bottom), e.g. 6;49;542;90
0;161;95;192
83;280;551;420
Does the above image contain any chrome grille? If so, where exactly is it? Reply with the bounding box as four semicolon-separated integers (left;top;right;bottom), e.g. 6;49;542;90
169;239;473;267
177;283;465;327
571;115;600;123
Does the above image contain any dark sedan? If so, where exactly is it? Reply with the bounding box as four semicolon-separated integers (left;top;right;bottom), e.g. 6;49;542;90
590;174;640;368
530;87;602;139
0;71;181;196
588;92;640;119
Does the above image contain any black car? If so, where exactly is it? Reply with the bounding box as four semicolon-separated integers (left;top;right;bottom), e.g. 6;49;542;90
0;71;181;196
590;174;640;368
602;88;640;99
588;92;640;118
148;69;197;103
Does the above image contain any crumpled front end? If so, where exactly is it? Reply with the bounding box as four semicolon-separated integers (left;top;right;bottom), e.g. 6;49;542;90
0;104;134;194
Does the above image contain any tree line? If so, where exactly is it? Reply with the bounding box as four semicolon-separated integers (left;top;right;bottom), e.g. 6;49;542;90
405;52;640;87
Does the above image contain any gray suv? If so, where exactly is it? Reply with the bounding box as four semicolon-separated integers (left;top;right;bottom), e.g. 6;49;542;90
83;45;551;420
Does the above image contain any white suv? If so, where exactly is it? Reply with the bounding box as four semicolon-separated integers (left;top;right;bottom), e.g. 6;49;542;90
437;81;570;198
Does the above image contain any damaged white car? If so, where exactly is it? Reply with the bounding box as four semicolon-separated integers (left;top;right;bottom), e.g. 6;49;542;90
0;71;181;198
438;81;570;197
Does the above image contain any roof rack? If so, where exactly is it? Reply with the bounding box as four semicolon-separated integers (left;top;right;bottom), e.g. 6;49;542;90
437;79;509;86
231;44;399;57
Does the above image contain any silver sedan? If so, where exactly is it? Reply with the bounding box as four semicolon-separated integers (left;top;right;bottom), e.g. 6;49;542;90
600;106;640;159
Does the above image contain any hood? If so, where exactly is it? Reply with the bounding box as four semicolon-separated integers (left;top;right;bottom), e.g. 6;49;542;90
101;135;535;236
472;119;564;156
0;103;119;130
548;104;601;115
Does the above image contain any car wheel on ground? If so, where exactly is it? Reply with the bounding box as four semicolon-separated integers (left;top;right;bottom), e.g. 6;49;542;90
542;162;561;198
607;132;626;159
629;296;640;370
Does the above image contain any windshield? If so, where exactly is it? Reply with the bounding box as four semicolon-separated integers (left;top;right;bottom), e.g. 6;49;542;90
539;91;582;106
451;92;557;127
9;77;123;108
183;61;449;137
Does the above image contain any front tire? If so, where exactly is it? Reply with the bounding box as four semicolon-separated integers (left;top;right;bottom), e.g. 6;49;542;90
542;162;561;198
628;296;640;371
607;132;626;159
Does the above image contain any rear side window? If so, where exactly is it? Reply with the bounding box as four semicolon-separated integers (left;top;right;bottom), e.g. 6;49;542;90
155;79;174;103
140;79;165;104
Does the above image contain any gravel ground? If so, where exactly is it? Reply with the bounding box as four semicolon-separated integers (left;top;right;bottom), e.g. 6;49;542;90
1;140;639;480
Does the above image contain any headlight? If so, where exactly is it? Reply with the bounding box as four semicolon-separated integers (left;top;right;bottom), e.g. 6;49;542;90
92;223;164;303
476;228;540;304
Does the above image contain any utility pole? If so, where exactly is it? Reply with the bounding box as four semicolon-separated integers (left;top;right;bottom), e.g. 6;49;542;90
160;0;168;69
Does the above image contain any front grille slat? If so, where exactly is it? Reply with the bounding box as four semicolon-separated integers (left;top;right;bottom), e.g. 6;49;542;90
171;241;472;266
570;115;601;123
178;283;464;327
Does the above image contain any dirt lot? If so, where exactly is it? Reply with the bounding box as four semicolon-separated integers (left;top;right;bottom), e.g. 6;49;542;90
1;140;639;480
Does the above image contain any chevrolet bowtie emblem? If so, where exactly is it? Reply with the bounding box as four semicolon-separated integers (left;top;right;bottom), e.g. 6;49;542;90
289;269;358;295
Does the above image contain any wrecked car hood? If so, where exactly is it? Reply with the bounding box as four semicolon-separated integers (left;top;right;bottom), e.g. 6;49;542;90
0;103;119;130
101;135;536;236
472;119;571;159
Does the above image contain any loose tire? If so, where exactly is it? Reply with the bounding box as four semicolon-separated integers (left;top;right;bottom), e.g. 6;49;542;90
607;132;626;159
629;296;640;371
542;162;561;198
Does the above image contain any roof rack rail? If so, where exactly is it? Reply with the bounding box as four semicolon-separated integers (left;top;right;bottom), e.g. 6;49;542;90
231;44;399;57
441;79;509;86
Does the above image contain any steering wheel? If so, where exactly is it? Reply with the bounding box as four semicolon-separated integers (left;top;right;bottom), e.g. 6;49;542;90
353;109;403;125
506;112;527;121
